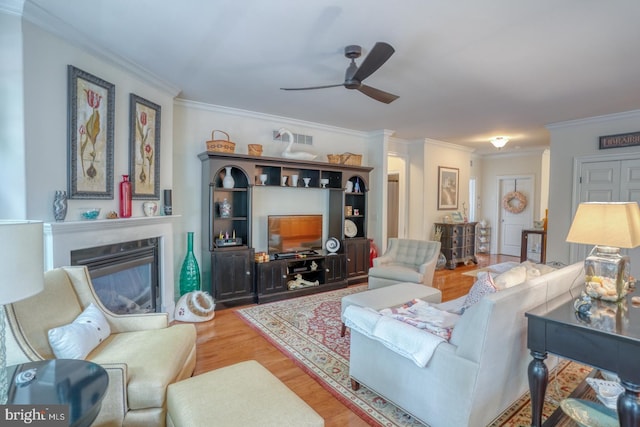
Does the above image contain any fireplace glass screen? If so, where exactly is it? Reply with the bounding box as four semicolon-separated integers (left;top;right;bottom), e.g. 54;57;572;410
71;238;160;314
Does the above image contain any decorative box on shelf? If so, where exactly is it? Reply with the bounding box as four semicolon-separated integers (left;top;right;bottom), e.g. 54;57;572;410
215;237;242;247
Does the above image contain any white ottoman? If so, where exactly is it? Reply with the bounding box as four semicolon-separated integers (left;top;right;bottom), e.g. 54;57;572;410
340;282;442;336
167;360;324;427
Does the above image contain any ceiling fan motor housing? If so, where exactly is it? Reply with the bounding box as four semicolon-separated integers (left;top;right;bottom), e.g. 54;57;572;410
344;45;362;59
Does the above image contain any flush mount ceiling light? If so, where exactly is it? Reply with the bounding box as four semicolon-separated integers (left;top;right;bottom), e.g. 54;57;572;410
490;136;509;149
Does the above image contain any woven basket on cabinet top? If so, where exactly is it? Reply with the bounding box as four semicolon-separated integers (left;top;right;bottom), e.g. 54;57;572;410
206;130;235;153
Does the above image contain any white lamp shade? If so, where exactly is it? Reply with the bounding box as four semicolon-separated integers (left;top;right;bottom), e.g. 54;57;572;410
566;202;640;248
0;221;44;305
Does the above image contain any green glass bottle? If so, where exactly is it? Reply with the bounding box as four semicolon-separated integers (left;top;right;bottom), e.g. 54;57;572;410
179;232;201;295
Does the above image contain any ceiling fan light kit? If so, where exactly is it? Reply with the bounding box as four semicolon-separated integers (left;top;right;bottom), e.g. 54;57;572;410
281;42;399;104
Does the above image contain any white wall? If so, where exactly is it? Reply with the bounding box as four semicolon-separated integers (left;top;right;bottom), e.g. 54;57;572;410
0;10;27;219
21;21;176;222
172;100;373;270
547;110;640;264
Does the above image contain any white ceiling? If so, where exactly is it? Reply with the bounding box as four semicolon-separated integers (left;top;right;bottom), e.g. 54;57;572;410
23;0;640;153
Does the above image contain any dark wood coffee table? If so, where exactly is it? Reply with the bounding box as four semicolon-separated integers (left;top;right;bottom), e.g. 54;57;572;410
526;290;640;427
4;359;108;427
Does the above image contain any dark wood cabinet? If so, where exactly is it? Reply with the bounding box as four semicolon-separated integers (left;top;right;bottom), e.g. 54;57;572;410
255;254;347;303
200;152;372;303
345;238;370;283
435;222;477;269
212;248;254;305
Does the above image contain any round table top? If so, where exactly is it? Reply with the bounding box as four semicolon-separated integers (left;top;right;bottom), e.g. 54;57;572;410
6;359;108;427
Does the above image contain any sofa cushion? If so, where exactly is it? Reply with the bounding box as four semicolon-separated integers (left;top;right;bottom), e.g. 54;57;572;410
461;272;497;312
368;265;422;283
494;265;527;289
48;303;111;359
88;323;196;410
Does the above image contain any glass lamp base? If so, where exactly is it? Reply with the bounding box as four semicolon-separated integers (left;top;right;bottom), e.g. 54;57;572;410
584;246;630;302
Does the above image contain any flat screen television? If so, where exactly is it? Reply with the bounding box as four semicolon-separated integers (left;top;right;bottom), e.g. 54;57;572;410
268;214;322;255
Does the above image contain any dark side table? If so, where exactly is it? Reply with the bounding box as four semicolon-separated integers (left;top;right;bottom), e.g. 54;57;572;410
526;290;640;427
4;359;108;427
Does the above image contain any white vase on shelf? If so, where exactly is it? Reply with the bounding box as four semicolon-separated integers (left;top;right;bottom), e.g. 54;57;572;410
222;166;235;188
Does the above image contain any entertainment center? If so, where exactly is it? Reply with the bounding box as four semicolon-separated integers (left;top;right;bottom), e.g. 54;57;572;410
199;152;372;307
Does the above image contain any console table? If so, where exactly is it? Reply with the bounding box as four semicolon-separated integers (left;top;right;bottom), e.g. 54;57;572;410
4;359;108;427
526;291;640;427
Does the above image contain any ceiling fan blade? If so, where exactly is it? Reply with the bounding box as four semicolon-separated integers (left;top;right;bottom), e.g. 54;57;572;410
352;42;395;82
280;84;344;91
357;84;399;104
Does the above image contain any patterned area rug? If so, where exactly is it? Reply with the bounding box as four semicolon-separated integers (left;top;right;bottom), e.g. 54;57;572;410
236;286;593;427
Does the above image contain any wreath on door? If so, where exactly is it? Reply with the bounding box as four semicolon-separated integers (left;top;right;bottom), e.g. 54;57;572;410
502;191;527;214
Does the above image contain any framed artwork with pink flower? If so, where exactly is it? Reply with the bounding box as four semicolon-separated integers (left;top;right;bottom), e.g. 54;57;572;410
67;65;115;199
129;94;161;199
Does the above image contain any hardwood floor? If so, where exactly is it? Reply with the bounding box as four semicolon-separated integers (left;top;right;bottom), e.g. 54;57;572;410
190;253;518;426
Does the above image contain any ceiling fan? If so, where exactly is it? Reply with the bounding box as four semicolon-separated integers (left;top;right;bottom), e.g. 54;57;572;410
280;42;399;104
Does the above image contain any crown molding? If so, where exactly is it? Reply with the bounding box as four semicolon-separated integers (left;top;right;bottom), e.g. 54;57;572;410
174;98;370;138
425;138;476;153
20;0;180;96
0;0;24;16
546;109;640;130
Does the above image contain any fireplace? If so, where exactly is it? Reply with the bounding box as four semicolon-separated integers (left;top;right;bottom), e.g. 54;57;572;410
71;238;160;314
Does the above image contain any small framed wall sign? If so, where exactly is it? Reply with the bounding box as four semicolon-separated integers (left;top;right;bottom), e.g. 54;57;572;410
451;211;464;222
599;131;640;149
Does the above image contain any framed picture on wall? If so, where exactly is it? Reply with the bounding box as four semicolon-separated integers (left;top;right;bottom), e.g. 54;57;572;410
67;65;115;199
129;94;161;199
438;166;459;210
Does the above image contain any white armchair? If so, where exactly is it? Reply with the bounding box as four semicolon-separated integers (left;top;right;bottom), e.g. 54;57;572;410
367;238;441;289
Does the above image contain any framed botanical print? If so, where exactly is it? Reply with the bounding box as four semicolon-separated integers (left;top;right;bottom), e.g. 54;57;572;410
67;65;115;199
129;94;161;199
438;166;459;210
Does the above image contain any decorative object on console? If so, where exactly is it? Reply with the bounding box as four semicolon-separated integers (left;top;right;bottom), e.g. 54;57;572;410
222;166;235;188
344;219;357;237
53;190;67;221
174;291;215;322
0;220;44;404
129;93;161;200
248;143;263;156
219;198;231;218
281;176;288;186
67;65;114;200
119;175;132;218
566;201;640;301
142;201;157;217
287;274;319;290
325;237;340;253
276;128;317;161
320;178;329;188
163;189;172;215
179;232;201;296
303;177;311;187
80;208;101;220
206;130;235;153
345;180;353;193
291;174;299;187
259;174;268;185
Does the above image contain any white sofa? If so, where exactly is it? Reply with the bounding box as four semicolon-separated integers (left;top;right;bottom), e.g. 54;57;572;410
345;261;584;427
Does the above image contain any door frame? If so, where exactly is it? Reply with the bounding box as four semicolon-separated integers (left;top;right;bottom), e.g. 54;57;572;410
495;174;535;256
387;151;409;239
570;152;640;263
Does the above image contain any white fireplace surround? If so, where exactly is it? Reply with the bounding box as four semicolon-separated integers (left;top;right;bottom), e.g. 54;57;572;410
44;216;179;316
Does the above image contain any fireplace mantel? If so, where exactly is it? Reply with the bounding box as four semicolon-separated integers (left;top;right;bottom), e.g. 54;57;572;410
44;215;180;315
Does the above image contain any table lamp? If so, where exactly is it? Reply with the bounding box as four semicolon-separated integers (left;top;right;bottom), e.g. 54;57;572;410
0;220;44;404
566;202;640;301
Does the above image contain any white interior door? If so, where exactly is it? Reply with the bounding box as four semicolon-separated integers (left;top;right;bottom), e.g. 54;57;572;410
576;158;640;276
498;176;534;257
